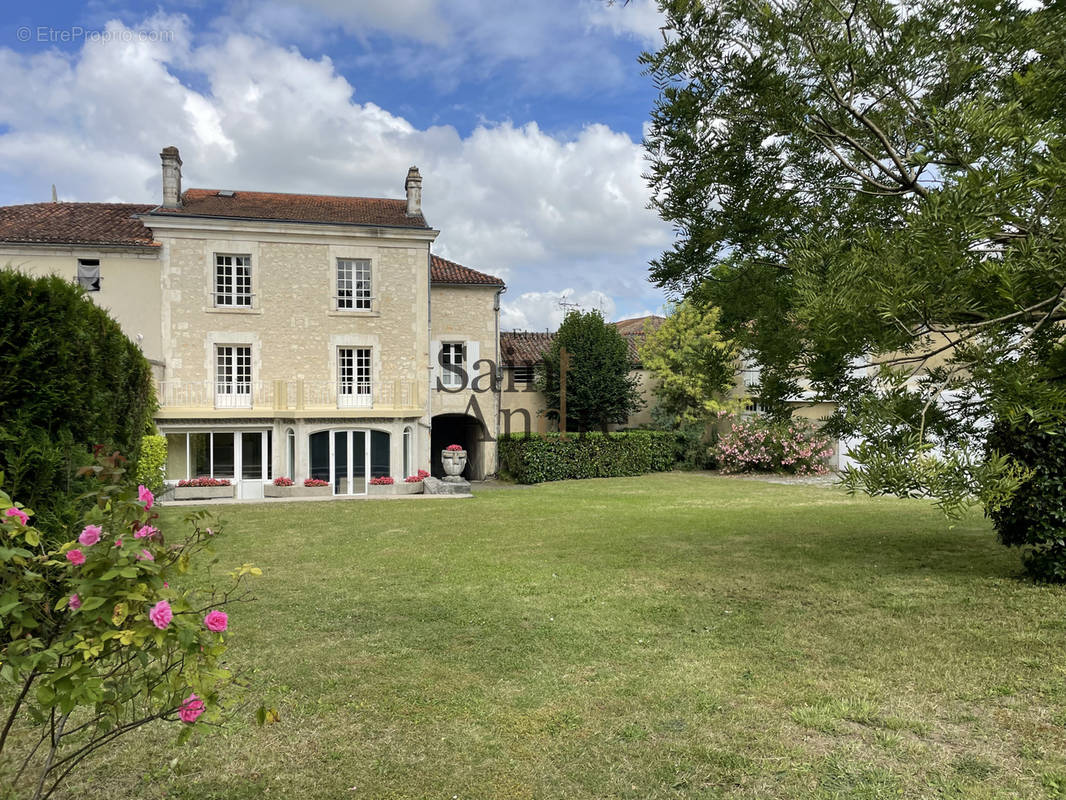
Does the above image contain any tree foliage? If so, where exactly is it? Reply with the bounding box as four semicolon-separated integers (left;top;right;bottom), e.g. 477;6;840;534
0;271;155;539
642;0;1066;518
536;310;642;434
639;299;739;424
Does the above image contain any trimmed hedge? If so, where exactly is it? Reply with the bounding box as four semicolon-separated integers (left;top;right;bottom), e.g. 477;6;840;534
0;271;155;538
498;431;678;484
134;434;167;494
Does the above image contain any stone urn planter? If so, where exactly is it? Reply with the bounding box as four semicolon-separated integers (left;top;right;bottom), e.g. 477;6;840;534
264;483;332;498
173;483;234;501
441;448;467;480
368;480;424;496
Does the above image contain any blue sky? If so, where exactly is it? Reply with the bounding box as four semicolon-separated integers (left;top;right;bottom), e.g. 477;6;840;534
0;0;673;329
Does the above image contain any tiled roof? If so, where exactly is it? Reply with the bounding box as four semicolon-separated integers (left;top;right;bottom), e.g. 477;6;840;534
0;202;157;248
149;188;429;229
501;316;663;367
430;254;504;286
501;331;556;365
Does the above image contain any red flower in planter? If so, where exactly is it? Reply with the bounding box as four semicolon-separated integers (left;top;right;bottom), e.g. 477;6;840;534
177;477;232;487
445;444;464;452
303;478;329;487
272;477;294;487
369;476;395;485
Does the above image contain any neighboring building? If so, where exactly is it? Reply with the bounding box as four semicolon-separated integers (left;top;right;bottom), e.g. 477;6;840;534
499;316;665;435
0;147;504;496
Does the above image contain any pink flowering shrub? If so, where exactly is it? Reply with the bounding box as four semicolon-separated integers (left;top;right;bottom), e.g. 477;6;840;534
714;415;835;475
0;452;262;797
369;476;395;485
177;476;232;487
303;478;330;487
272;476;294;487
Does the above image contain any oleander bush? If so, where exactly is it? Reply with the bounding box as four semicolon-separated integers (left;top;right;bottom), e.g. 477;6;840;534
714;416;834;476
498;431;678;484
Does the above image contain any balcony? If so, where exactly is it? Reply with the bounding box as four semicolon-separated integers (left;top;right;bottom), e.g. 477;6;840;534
155;379;422;414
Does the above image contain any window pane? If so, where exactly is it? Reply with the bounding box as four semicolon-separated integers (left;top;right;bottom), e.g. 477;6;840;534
371;430;390;478
190;433;210;477
309;431;330;481
213;433;235;478
241;432;263;480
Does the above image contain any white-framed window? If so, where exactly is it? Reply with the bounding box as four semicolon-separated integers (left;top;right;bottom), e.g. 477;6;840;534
336;258;371;311
440;342;465;388
216;345;252;408
76;259;101;291
214;254;252;307
338;347;372;407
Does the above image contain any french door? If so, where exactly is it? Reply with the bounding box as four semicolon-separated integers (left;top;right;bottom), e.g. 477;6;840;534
309;430;368;495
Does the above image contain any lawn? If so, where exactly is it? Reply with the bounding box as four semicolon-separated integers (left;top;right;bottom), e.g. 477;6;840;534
47;474;1066;798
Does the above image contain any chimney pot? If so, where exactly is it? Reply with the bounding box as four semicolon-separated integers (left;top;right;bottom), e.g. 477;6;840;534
405;166;422;217
160;146;183;209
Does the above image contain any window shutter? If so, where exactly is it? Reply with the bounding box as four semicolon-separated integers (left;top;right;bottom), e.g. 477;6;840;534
466;341;480;387
431;339;440;390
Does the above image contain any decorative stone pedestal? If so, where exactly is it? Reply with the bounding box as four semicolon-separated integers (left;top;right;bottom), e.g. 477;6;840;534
422;476;472;496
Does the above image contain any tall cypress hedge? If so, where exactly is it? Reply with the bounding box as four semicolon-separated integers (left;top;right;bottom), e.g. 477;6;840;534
0;270;155;536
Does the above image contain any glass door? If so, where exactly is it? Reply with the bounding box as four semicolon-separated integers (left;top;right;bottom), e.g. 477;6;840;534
324;429;369;496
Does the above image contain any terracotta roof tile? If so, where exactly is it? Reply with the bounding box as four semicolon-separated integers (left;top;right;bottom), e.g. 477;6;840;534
151;188;429;229
430;254;504;286
501;317;661;367
0;202;157;248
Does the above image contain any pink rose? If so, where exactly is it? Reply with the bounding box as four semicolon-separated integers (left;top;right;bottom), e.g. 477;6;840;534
149;599;172;629
134;525;159;540
138;484;154;510
69;593;81;610
5;507;28;526
65;549;86;566
178;693;205;723
114;538;123;548
79;524;102;547
137;549;154;562
203;610;228;632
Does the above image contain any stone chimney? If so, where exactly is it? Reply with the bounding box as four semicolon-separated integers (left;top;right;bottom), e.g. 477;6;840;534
160;146;183;209
405;166;422;217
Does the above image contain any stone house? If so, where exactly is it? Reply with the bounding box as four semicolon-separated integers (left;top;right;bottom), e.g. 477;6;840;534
0;147;505;497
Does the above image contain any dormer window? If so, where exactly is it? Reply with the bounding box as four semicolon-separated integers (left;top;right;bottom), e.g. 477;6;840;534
215;254;252;307
336;258;371;311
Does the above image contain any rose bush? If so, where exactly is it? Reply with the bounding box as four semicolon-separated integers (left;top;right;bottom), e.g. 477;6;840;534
0;453;261;799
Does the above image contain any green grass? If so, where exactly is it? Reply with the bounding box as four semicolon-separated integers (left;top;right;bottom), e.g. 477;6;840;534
42;474;1066;797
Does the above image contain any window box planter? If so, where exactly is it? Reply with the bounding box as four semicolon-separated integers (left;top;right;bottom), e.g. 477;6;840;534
368;481;424;496
173;484;235;501
264;483;333;498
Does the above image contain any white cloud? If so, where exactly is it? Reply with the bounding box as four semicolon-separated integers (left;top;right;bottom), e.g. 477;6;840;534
501;288;617;332
585;0;665;44
0;16;670;318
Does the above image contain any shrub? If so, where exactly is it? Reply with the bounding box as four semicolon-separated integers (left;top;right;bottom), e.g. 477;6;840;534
370;476;395;485
134;434;167;494
0;452;260;797
177;477;232;488
986;420;1066;581
272;477;294;487
714;416;834;475
0;271;155;540
303;478;329;487
498;431;678;484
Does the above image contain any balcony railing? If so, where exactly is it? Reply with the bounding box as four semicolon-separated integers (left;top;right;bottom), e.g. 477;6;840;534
156;379;421;411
